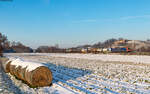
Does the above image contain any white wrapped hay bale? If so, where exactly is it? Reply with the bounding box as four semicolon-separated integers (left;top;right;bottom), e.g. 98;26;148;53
1;57;52;87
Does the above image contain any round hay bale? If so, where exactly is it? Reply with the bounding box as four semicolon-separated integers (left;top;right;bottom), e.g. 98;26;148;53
8;58;53;87
25;66;52;87
5;61;11;73
1;57;53;87
0;58;11;73
16;66;27;81
14;66;22;79
9;64;17;76
12;66;26;81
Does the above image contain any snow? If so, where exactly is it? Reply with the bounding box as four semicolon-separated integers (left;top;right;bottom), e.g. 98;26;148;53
8;57;45;72
46;53;150;64
1;53;150;94
6;53;150;64
0;62;23;94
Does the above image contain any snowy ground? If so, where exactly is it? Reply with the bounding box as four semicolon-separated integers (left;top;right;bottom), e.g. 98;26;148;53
1;53;150;94
0;61;23;94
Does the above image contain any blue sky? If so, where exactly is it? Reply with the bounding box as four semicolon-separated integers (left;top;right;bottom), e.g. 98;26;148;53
0;0;150;48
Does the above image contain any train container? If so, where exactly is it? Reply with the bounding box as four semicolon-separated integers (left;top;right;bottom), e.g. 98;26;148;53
111;47;132;53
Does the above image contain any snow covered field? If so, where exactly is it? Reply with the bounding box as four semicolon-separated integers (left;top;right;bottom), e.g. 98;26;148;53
7;53;150;64
1;53;150;94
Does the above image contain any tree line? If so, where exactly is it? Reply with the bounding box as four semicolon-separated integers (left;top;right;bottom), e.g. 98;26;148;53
0;32;65;54
1;32;150;55
0;32;33;56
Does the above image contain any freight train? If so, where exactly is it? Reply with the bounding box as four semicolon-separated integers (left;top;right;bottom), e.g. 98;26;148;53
65;47;133;53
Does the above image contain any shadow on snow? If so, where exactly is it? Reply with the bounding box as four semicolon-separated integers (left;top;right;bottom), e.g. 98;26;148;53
42;63;95;94
0;63;24;94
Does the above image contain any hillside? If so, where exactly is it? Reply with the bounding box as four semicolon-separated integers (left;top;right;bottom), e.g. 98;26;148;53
111;39;150;52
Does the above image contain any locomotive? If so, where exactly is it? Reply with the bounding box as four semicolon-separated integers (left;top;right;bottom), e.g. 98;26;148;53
111;47;132;53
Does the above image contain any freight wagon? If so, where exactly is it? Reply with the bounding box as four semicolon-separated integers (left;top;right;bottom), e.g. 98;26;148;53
111;47;132;53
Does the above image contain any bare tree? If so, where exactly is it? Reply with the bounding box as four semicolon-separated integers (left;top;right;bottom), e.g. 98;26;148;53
11;41;33;53
0;32;9;57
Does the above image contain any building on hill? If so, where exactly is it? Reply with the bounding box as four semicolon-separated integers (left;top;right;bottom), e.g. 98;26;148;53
112;39;130;48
